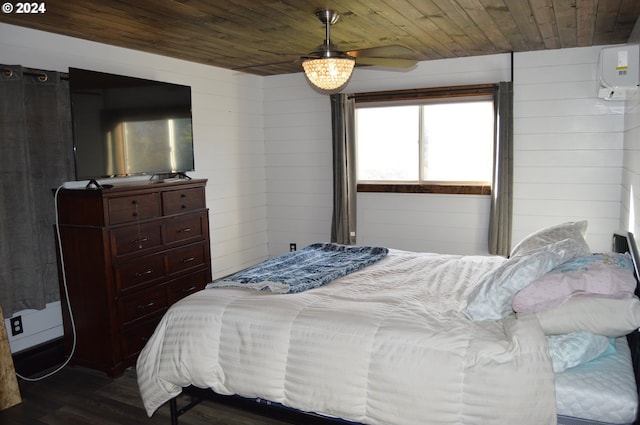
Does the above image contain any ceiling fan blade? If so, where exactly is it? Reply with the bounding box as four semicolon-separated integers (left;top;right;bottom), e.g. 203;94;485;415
348;45;416;59
355;57;417;68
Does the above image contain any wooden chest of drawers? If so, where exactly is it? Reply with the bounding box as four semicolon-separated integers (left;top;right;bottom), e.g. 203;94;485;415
56;179;211;377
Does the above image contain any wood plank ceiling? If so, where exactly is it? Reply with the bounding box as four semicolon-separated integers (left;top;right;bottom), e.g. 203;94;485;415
1;0;639;76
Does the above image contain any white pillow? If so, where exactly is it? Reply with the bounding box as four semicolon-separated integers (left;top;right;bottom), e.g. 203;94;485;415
546;331;614;373
529;297;640;337
464;238;585;321
510;221;590;258
512;252;636;313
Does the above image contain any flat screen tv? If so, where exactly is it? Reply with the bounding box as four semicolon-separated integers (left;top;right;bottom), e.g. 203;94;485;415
69;67;195;180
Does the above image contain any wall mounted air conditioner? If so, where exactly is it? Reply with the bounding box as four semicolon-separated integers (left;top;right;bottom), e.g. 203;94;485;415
597;44;639;101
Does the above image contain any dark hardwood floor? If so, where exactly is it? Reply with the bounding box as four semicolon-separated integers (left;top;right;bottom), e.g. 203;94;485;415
0;366;296;425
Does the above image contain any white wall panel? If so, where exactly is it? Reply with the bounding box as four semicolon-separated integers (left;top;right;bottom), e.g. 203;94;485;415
513;46;626;251
622;88;640;239
357;193;491;254
516;115;624;134
514;150;622;167
516;167;622;185
516;132;624;150
516;183;623;201
262;73;333;257
518;99;624;116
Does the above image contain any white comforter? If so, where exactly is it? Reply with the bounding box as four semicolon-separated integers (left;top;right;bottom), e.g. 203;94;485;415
137;249;557;425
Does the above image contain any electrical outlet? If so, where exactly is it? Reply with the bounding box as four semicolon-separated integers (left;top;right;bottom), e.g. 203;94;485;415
289;243;297;252
10;316;23;336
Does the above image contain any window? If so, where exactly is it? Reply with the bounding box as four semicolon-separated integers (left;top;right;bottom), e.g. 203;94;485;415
355;85;496;195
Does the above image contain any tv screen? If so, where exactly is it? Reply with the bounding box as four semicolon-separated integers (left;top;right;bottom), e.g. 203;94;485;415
69;68;195;180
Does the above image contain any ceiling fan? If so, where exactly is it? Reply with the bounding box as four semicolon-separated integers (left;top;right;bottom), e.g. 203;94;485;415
238;9;418;92
302;9;418;67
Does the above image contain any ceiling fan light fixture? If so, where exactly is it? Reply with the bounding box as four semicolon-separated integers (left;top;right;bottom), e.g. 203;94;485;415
302;56;355;91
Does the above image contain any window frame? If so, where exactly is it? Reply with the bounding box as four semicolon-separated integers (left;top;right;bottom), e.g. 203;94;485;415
354;84;497;195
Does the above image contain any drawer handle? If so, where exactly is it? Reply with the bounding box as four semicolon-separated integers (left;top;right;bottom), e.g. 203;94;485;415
182;256;195;264
178;227;192;233
137;300;156;311
181;194;187;198
132;199;139;205
183;285;197;293
181;204;188;209
135;269;153;277
132;237;149;245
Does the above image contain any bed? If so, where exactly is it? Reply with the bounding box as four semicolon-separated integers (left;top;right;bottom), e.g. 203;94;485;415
136;222;640;425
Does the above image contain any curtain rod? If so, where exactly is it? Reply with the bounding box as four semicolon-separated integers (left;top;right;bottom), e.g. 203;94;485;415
2;67;69;81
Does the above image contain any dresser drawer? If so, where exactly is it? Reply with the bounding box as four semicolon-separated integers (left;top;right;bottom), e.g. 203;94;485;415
110;221;163;257
167;242;208;275
119;285;167;325
115;254;165;292
164;213;207;245
162;187;205;215
167;270;210;304
108;193;161;225
121;316;163;362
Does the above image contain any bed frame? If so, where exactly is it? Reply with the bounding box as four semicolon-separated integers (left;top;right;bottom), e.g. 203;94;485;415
623;232;640;425
167;232;640;425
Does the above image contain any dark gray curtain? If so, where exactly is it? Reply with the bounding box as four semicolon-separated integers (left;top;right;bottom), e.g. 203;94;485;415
330;93;357;245
488;81;514;256
0;65;74;318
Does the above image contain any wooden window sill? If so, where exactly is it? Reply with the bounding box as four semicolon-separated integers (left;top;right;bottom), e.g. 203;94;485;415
357;183;491;195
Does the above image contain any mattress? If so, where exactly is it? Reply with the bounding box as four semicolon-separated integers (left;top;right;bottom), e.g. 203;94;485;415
556;337;638;425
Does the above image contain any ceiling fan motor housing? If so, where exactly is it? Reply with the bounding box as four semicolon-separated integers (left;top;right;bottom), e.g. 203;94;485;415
315;9;340;25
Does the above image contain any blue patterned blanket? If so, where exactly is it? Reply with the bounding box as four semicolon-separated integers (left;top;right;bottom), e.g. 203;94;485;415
207;243;389;294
